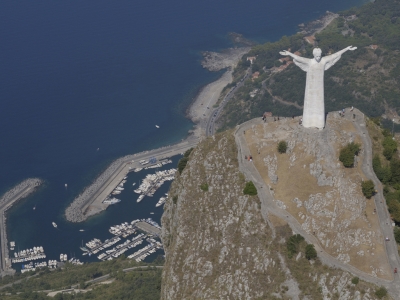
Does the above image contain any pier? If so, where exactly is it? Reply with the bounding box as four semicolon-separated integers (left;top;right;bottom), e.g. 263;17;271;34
98;234;146;261
86;236;122;255
82;218;162;262
127;239;162;262
0;179;42;276
135;221;161;236
65;137;199;223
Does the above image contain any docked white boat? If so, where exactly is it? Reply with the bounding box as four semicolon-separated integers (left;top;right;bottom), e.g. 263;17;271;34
137;195;145;203
156;197;166;207
112;191;121;195
52;222;57;228
134;167;143;172
103;198;121;205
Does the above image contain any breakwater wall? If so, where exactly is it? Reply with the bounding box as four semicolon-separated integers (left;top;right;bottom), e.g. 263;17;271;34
65;154;136;222
65;139;199;223
0;178;43;275
0;178;42;208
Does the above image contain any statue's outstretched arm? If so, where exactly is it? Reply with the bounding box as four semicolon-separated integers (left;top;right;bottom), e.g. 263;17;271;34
334;45;357;57
325;46;357;61
279;50;309;72
279;50;309;64
324;46;357;71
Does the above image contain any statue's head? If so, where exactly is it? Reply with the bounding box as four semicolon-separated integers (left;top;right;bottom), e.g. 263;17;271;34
313;48;322;62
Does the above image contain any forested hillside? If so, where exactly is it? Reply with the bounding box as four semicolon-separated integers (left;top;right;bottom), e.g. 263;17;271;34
0;257;162;299
218;0;400;132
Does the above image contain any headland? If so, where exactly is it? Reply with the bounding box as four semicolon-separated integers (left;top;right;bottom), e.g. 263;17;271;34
298;11;339;37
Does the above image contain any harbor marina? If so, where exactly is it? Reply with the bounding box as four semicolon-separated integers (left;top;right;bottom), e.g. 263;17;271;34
134;168;176;202
81;218;163;262
5;156;178;274
12;246;46;264
103;159;175;206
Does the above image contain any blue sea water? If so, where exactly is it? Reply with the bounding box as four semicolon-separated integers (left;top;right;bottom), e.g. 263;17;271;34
0;0;368;265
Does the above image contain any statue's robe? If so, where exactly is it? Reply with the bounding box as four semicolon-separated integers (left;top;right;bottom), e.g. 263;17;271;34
293;53;342;129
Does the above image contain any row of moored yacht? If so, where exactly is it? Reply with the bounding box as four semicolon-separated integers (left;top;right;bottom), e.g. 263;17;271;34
134;168;176;202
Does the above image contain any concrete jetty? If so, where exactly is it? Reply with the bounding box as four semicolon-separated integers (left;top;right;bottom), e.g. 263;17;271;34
65;138;200;223
135;222;161;236
0;178;42;276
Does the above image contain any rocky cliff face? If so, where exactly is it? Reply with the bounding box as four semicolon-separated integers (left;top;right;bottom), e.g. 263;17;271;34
161;131;388;299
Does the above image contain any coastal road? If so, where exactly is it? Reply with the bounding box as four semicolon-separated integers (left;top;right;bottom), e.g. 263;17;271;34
234;111;400;297
206;68;251;137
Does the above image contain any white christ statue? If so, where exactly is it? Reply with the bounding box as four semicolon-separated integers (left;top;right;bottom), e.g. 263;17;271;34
279;46;357;129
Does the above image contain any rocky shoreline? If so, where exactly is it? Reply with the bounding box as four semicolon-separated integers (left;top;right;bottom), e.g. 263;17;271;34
201;47;250;72
298;11;339;36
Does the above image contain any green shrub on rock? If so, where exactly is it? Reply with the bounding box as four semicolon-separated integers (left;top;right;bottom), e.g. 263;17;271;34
177;148;193;174
177;157;189;174
277;141;288;154
243;181;257;196
375;286;387;299
382;136;397;160
391;158;400;184
200;183;209;192
286;234;304;258
373;155;392;184
361;180;375;199
351;277;359;285
339;142;361;168
387;199;400;223
305;244;317;260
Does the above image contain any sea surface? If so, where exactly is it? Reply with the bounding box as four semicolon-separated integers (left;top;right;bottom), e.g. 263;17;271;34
0;0;368;266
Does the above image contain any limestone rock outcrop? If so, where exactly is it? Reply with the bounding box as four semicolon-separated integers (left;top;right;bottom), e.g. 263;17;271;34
161;130;386;299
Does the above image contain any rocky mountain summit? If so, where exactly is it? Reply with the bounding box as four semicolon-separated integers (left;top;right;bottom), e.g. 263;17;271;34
161;123;391;299
244;113;391;279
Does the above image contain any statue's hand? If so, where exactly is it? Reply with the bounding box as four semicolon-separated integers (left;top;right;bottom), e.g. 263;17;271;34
279;50;290;56
348;46;357;51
